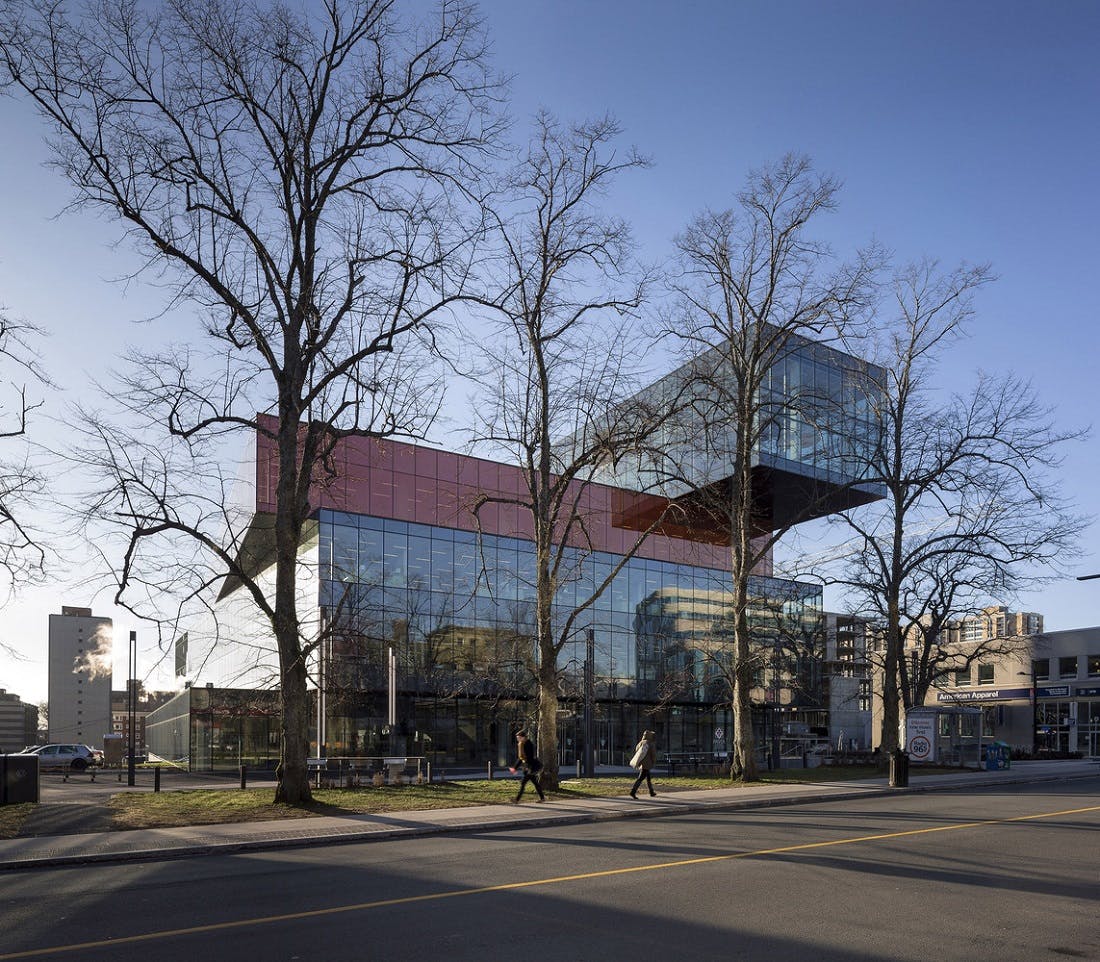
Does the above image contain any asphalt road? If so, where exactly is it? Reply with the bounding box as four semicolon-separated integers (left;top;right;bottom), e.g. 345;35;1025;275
1;777;1098;961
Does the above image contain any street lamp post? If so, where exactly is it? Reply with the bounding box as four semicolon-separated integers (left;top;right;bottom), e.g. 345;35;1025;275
1017;666;1038;756
127;630;137;787
583;628;595;778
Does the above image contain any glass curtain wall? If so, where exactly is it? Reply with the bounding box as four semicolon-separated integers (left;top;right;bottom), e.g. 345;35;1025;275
317;510;822;769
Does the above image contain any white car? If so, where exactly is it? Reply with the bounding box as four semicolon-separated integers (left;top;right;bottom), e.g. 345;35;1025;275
21;744;103;771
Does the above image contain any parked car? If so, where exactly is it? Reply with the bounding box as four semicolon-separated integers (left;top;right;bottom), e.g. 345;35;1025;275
19;744;102;771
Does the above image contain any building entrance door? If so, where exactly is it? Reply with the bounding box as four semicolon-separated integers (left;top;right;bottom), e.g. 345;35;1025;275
596;718;615;766
1080;702;1100;758
557;716;578;767
1085;723;1100;758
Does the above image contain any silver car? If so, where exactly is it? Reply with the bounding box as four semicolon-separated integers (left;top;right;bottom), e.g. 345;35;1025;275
21;744;102;771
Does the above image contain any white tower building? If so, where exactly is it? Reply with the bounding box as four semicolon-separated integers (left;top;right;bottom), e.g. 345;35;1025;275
47;606;113;746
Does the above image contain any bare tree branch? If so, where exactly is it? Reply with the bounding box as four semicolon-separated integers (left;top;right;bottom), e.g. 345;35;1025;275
465;112;681;786
822;260;1087;752
652;154;882;781
1;0;503;804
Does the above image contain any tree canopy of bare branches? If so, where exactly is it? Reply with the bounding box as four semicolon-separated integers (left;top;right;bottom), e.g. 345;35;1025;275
0;0;503;803
0;307;48;614
467;112;673;786
657;154;881;780
828;260;1086;753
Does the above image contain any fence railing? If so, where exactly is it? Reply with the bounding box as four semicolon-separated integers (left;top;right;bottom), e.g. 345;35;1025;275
305;755;429;786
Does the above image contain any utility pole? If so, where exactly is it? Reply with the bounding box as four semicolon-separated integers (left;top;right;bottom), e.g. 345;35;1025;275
127;631;136;788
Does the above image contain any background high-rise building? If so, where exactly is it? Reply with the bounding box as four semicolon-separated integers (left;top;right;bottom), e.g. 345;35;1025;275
47;606;113;746
0;689;38;752
957;606;1043;645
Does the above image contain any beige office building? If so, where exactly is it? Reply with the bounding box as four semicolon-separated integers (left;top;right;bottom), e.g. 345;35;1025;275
47;606;113;746
926;625;1100;756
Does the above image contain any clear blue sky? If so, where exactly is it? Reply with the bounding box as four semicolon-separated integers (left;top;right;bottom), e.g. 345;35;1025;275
1;0;1098;703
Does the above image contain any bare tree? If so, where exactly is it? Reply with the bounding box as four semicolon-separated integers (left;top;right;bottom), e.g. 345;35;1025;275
658;154;881;780
466;112;676;788
0;306;49;672
1;0;502;803
644;575;825;771
828;260;1085;754
0;308;48;614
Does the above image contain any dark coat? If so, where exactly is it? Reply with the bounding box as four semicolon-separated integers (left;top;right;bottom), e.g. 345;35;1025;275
515;738;541;773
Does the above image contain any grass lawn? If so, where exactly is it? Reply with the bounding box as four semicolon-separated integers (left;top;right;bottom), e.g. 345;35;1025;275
0;762;974;838
0;803;34;840
104;766;893;831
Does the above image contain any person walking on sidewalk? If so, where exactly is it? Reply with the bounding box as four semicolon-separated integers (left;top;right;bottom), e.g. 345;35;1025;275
509;730;546;802
629;730;658;798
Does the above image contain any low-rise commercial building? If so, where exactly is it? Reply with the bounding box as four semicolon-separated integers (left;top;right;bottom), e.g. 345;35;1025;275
927;625;1100;757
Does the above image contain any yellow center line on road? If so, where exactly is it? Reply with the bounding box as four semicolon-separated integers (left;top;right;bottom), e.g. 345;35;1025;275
3;803;1098;960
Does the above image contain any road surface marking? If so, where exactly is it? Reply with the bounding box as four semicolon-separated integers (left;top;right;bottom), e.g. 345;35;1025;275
2;802;1098;960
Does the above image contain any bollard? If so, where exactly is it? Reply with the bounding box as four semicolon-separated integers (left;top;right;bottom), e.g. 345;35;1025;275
154;766;161;792
576;759;581;779
487;761;493;780
240;764;247;790
426;762;432;784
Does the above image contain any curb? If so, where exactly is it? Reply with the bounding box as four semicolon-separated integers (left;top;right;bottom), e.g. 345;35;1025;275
2;768;1094;872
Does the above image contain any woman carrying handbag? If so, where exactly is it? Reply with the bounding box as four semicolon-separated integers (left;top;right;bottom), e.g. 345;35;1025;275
628;729;657;798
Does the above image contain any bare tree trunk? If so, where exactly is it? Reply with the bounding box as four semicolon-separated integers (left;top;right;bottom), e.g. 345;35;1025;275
273;407;311;804
536;655;559;789
880;603;902;757
277;657;312;805
731;575;758;779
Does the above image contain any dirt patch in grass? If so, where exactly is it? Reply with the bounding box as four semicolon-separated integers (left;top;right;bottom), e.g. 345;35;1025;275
0;803;34;839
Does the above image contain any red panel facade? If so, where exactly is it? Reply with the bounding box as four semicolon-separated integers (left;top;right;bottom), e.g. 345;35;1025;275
253;423;732;570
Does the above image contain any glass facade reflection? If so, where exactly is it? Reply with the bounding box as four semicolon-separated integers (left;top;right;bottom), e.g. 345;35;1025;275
145;686;282;773
183;329;883;773
595;333;883;515
316;509;821;769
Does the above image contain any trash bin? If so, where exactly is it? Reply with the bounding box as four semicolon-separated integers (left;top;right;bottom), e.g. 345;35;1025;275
0;753;40;804
889;748;909;788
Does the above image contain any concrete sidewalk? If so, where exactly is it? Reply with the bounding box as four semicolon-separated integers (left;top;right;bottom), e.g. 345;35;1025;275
1;760;1095;871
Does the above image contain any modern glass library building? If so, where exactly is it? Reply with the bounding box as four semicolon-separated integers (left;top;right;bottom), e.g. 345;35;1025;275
150;338;882;773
